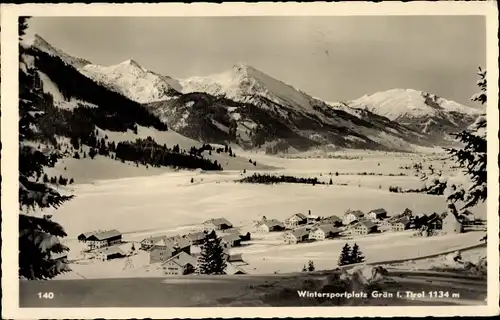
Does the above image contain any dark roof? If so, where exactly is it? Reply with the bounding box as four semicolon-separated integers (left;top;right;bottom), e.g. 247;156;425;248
347;210;365;217
204;217;233;226
323;215;342;222
288;227;310;238
313;224;341;234
356;219;376;229
97;246;125;256
87;229;121;241
185;231;206;242
258;219;285;228
369;208;387;215
392;216;410;225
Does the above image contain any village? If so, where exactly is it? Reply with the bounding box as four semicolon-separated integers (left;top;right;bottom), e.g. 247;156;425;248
67;203;486;277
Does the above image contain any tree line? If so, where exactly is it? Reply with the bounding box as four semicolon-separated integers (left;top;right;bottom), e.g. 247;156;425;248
239;173;324;185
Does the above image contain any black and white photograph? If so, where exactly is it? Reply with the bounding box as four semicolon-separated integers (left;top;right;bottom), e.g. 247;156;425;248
1;2;499;318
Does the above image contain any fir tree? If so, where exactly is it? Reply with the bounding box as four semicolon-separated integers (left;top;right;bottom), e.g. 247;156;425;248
307;260;315;272
302;265;307;272
197;230;227;275
445;67;487;210
350;243;364;264
190;177;194;183
338;243;351;266
329;178;333;185
18;16;73;280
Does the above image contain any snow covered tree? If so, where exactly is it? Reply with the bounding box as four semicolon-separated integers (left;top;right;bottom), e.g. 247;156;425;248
445;67;487;210
18;16;74;280
350;243;365;264
338;243;351;266
197;230;227;275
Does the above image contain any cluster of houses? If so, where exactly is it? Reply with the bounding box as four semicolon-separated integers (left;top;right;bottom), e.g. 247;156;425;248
255;205;470;245
139;217;249;276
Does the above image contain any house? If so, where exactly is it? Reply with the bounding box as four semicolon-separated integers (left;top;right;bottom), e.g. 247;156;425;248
77;232;96;242
221;233;242;248
204;217;233;230
161;252;198;276
239;232;251;241
343;210;365;226
284;227;310;244
305;211;321;224
309;224;341;241
352;219;377;235
82;230;122;250
184;231;207;246
321;215;343;227
284;213;308;229
391;217;411;232
228;253;246;265
427;213;443;231
366;208;388;221
96;246;126;261
401;208;413;217
257;219;285;232
149;237;191;264
442;212;463;234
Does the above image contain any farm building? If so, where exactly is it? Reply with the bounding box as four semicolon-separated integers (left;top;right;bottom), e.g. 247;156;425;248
284;213;308;229
321;215;343;227
391;217;411;232
352;220;377;235
221;233;242;248
306;211;321;224
204;217;233;230
426;213;443;231
184;231;207;246
309;224;341;241
79;229;122;250
366;208;388;221
161;252;198;276
96;246;127;261
257;219;285;232
149;237;191;264
284;227;310;244
343;210;365;226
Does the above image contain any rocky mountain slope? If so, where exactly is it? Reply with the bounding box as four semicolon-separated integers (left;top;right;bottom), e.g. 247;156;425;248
347;88;483;138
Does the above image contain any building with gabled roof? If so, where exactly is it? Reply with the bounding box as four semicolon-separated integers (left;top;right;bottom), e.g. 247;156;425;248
352;219;377;235
366;208;388;221
80;229;122;250
321;215;343;227
309;224;341;241
149;236;191;264
257;219;285;232
284;227;310;244
284;213;308;229
221;233;242;248
343;210;365;226
204;217;233;230
161;252;198;276
96;246;126;261
391;216;411;232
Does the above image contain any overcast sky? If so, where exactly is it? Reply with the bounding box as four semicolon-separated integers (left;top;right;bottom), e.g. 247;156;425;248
26;16;485;106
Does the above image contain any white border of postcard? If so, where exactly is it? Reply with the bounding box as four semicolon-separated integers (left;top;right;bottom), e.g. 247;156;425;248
1;2;499;318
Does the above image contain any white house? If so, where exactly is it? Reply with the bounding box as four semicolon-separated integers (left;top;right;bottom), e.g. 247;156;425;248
366;208;388;221
343;210;365;226
309;224;341;241
257;219;285;232
391;216;411;232
284;213;308;229
284;227;310;244
161;251;198;276
352;219;377;235
80;230;122;250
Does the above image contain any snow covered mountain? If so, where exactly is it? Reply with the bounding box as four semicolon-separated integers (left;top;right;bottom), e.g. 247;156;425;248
347;89;483;137
180;63;320;113
23;34;91;69
79;60;182;104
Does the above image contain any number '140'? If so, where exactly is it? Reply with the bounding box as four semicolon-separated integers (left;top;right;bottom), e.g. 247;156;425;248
38;292;54;299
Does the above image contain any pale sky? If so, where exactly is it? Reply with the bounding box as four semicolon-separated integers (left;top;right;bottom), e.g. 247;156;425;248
26;16;486;106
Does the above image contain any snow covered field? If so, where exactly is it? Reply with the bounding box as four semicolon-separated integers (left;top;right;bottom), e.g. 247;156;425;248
39;150;486;279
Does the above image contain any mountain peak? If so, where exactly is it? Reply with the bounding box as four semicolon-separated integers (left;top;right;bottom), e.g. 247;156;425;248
119;59;142;68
